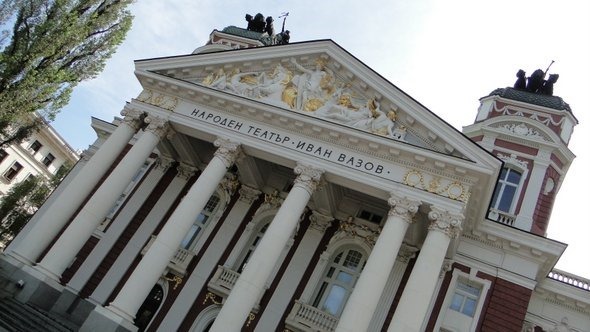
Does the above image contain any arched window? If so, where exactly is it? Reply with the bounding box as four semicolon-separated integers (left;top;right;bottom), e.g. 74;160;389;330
180;195;221;250
312;248;366;317
236;223;269;273
135;284;164;331
491;167;522;213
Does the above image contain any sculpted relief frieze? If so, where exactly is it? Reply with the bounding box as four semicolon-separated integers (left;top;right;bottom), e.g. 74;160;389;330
199;58;407;141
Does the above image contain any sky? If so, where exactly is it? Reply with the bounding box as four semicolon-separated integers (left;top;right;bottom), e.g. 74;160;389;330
52;1;590;278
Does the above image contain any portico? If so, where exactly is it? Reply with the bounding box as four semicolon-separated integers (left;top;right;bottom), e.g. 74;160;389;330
2;39;501;332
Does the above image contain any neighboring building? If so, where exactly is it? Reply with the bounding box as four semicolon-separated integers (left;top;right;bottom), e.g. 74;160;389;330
0;23;588;332
0;118;79;197
0;117;79;250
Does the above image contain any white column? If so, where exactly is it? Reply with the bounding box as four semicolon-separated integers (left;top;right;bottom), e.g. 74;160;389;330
9;108;143;264
388;207;463;332
35;116;170;280
210;164;324;332
515;149;551;231
105;139;241;322
256;211;333;331
336;194;420;332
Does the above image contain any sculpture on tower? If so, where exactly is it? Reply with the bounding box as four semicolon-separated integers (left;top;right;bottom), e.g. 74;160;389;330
513;63;559;96
244;12;290;45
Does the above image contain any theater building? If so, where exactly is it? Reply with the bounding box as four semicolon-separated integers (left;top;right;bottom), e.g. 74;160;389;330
0;25;588;332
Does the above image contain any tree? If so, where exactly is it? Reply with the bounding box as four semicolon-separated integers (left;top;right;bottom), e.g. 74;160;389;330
0;162;70;248
0;0;134;147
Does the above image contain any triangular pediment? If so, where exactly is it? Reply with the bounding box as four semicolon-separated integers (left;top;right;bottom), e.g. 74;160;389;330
133;40;503;231
134;40;486;163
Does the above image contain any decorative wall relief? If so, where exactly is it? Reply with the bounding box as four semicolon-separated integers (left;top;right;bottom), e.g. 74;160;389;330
200;58;403;140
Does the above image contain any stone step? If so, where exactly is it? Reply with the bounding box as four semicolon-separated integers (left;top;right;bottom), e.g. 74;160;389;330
0;297;75;332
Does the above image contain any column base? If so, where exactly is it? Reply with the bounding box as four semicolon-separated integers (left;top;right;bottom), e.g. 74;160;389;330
2;250;32;267
81;306;138;332
3;264;65;311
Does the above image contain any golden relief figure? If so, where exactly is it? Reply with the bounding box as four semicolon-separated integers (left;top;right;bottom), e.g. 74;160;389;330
199;58;406;140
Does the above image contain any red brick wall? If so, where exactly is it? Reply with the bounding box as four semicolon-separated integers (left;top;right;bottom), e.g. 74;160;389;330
531;166;559;235
479;277;532;331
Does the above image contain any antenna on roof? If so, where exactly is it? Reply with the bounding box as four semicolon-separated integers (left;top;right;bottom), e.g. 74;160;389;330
543;60;555;78
279;12;289;33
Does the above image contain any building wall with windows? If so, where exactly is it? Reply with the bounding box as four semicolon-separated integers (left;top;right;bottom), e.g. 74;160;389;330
0;27;588;332
0;118;79;197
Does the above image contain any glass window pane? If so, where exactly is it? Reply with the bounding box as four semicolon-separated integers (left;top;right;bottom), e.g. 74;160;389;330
462;297;477;317
450;293;463;311
343;250;362;270
336;271;353;284
507;169;521;184
498;186;516;211
323;285;346;315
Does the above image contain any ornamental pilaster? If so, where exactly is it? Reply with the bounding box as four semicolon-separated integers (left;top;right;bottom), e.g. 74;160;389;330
238;185;261;204
309;211;333;232
396;244;419;264
427;206;464;239
176;163;197;180
213;138;242;168
144;116;171;139
154;156;175;172
120;108;145;131
293;163;324;195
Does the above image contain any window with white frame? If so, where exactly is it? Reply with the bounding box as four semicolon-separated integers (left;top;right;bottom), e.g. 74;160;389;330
180;194;220;250
0;149;8;164
449;280;481;317
491;167;522;213
42;153;55;167
29;140;42;154
436;270;490;332
236;223;269;273
3;162;23;181
312;248;366;317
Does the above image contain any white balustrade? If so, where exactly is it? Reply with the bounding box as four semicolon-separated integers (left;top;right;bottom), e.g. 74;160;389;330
208;265;240;297
285;300;339;332
141;235;194;275
488;209;516;226
548;269;590;291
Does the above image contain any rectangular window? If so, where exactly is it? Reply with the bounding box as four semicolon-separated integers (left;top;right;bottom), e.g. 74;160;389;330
42;153;55;167
0;149;7;164
449;281;481;317
29;140;42;154
4;162;23;181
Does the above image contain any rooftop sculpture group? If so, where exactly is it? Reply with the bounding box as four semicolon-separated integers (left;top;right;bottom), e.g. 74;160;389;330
513;64;559;96
245;12;290;45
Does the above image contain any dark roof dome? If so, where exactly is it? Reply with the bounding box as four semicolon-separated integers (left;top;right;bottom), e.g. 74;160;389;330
487;87;571;112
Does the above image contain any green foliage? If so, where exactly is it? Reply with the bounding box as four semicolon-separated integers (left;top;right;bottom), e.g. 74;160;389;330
0;162;71;247
0;0;134;146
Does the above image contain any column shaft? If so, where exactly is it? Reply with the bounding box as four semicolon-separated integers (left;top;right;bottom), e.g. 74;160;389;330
210;164;323;332
336;196;419;332
10;115;140;264
106;140;240;322
387;208;462;332
37;122;166;279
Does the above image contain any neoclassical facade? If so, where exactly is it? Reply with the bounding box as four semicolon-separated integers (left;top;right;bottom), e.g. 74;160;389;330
0;26;588;332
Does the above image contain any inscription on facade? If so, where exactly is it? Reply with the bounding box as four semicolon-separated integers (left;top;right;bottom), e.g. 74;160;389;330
187;108;389;177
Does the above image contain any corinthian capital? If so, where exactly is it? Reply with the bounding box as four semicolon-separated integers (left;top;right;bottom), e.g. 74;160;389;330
293;163;324;195
427;206;464;239
213;138;242;168
120;108;145;131
388;194;421;222
144;116;170;139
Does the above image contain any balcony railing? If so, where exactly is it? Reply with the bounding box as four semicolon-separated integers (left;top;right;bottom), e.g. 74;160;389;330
208;265;240;297
141;235;195;276
548;269;590;291
488;209;516;226
285;300;339;332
